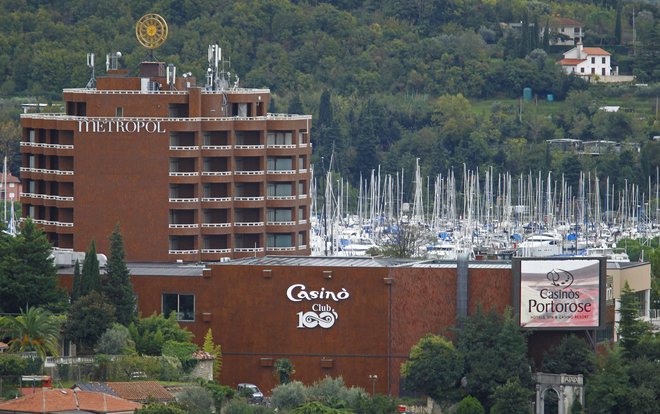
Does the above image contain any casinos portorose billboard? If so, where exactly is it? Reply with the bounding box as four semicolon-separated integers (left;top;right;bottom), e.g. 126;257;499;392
513;258;606;330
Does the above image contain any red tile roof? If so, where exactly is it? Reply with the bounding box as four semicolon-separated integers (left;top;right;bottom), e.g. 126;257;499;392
551;17;582;27
582;47;610;56
559;58;585;65
0;389;142;413
106;381;175;402
0;173;20;184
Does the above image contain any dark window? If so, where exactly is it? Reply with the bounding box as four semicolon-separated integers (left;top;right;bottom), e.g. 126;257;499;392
162;293;195;321
116;107;123;117
591;57;595;64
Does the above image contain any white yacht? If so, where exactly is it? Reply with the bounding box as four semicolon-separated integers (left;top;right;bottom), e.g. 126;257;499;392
516;232;563;257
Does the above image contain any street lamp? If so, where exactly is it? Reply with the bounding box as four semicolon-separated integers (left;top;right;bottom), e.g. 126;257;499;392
368;374;378;396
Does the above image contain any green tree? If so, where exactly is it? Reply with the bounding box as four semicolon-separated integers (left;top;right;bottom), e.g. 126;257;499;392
618;282;654;360
101;225;136;326
177;385;216;414
275;358;296;384
71;259;82;302
129;312;194;356
271;380;307;410
203;328;223;380
585;349;632;413
64;291;115;354
614;2;622;44
197;379;235;413
400;334;464;404
291;401;350;414
541;334;596;376
455;396;484;414
80;241;101;296
95;323;136;355
0;219;65;313
0;307;61;359
456;307;531;410
489;378;533;414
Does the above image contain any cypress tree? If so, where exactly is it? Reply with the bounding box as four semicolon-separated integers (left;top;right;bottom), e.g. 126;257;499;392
615;2;622;45
81;241;100;295
531;14;540;50
542;20;550;50
520;10;530;58
71;259;82;302
101;225;136;326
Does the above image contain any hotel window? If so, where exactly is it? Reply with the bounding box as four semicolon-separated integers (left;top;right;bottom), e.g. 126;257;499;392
267;233;293;247
267;157;293;171
267;182;292;197
267;131;293;146
162;293;195;321
116;107;123;117
268;208;292;222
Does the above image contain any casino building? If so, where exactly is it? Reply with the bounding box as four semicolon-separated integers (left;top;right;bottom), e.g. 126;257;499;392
19;43;312;262
54;255;652;397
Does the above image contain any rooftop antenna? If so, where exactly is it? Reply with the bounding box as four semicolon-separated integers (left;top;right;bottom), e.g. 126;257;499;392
106;52;122;71
166;63;177;90
85;53;96;88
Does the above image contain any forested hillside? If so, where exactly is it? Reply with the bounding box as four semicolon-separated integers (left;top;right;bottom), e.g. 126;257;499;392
0;0;658;194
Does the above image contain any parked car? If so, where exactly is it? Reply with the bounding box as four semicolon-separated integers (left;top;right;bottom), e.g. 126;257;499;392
237;383;264;404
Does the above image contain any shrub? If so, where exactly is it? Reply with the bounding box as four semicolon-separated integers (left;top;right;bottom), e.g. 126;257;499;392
95;324;135;355
271;380;307;410
455;395;485;414
177;385;215;414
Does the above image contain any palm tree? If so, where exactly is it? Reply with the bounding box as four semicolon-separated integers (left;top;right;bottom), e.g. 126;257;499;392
0;307;61;359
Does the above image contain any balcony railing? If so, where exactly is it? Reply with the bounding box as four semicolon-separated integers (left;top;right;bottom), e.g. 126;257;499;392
201;223;231;228
201;145;231;150
235;144;265;150
267;169;297;175
266;246;296;252
168;249;199;255
32;218;74;227
234;222;264;227
201;197;231;202
266;144;296;149
21;192;74;201
201;171;231;176
267;195;296;200
234;247;264;253
169;198;199;203
201;248;231;253
169;171;199;177
20;167;74;176
20;142;74;150
267;221;296;226
169;146;200;151
168;224;199;229
234;170;264;175
234;196;265;201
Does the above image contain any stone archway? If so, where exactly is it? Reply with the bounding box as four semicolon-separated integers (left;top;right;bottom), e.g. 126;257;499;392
533;373;585;414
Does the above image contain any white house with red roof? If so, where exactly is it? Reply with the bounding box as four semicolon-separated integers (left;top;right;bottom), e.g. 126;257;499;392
559;43;611;77
550;17;584;46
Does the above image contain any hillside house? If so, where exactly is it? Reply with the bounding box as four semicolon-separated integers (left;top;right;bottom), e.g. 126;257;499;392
559;43;611;77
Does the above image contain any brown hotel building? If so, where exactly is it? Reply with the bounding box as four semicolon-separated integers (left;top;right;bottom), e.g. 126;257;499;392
20;61;312;261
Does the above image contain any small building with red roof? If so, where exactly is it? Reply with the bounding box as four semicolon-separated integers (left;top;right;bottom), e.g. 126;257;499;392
0;388;141;413
0;172;21;204
559;43;612;77
550;16;584;46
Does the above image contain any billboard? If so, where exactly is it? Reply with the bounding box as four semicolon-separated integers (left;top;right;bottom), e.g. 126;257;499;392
513;258;605;329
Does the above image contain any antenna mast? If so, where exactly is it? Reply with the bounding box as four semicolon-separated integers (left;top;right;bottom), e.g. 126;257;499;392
86;53;96;88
